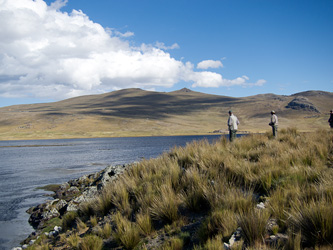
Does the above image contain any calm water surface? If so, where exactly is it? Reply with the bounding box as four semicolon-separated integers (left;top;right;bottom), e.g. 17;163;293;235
0;135;222;249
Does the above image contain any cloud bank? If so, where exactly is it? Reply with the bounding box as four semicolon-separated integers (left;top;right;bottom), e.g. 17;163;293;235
0;0;265;100
197;60;223;69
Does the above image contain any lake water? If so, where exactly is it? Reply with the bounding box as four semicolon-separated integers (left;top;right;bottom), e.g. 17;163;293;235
0;135;223;250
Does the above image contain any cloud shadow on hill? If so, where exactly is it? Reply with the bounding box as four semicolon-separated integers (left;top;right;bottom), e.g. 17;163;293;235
73;92;242;120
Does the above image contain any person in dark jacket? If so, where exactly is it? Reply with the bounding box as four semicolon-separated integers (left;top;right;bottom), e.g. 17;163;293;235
329;110;333;128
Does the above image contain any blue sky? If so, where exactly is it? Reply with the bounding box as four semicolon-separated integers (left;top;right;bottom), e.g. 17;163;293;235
0;0;332;107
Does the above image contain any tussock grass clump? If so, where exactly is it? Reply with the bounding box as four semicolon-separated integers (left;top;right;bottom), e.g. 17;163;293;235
66;232;80;249
97;222;112;239
94;187;114;216
26;234;51;250
161;237;184;250
180;166;210;212
136;212;154;236
109;180;132;217
62;211;78;231
194;235;225;250
79;235;103;250
149;183;181;224
78;201;95;219
236;208;270;246
285;230;302;250
197;209;237;243
287;198;333;247
76;218;88;233
112;212;141;250
203;181;255;213
89;215;98;227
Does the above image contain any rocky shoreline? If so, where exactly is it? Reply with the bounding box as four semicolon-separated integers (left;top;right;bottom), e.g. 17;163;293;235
13;164;130;250
13;162;289;250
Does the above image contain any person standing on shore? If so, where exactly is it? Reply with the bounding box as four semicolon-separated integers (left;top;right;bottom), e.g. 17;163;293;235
328;110;333;129
269;110;278;137
227;110;239;142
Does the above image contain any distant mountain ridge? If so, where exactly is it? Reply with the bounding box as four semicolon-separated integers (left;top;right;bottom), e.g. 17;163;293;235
0;89;332;140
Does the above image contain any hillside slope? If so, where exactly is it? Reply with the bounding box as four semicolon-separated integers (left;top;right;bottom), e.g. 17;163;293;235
0;88;332;140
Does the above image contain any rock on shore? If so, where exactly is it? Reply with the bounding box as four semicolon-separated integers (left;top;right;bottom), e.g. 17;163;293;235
20;164;129;246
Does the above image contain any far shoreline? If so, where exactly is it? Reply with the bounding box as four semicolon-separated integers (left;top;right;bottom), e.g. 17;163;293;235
0;131;254;142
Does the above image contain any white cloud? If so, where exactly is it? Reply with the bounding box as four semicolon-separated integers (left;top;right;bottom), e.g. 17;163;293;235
252;79;266;86
191;75;267;88
50;0;68;10
197;60;223;69
0;0;265;101
155;42;180;50
111;29;135;38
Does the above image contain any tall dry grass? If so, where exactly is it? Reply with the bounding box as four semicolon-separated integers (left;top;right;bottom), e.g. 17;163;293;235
236;208;270;246
149;183;181;224
136;211;154;236
287;197;333;247
97;222;112;239
112;211;141;249
79;235;103;250
69;128;333;249
194;234;225;250
66;232;80;249
197;208;237;242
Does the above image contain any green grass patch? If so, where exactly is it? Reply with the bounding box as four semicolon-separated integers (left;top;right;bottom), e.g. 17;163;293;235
36;184;60;193
41;217;62;233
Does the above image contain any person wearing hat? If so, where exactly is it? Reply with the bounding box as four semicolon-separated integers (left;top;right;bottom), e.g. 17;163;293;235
329;110;333;128
269;110;278;137
227;110;240;142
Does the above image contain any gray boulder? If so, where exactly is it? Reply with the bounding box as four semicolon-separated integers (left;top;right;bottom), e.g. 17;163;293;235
55;199;67;212
55;183;70;198
96;164;127;189
67;186;98;212
42;208;60;221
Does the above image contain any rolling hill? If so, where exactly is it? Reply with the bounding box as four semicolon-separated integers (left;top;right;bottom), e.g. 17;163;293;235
0;88;332;140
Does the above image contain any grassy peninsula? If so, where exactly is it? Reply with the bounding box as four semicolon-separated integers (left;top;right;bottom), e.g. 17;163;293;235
25;128;333;249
